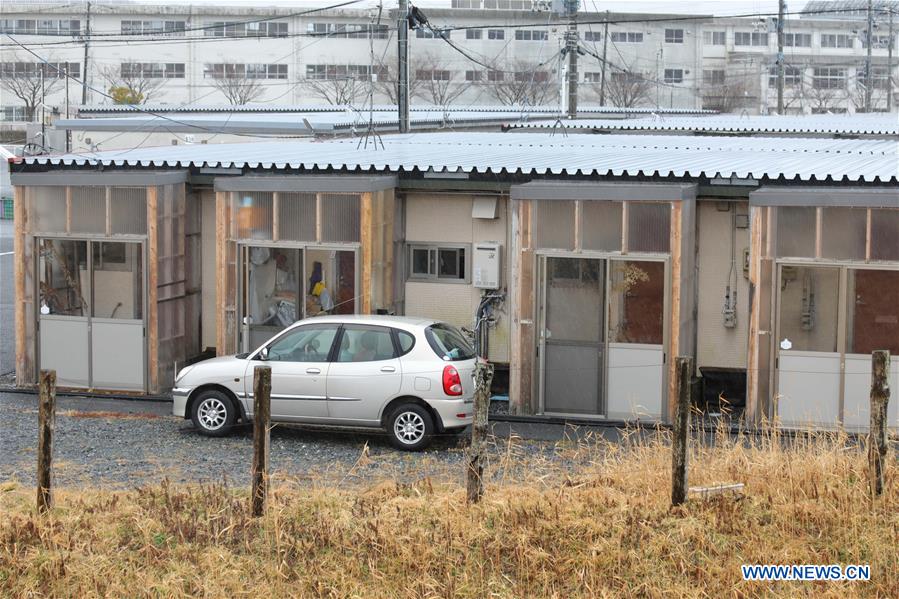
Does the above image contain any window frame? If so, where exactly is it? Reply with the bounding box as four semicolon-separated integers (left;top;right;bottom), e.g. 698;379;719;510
664;28;684;44
262;323;341;363
335;325;399;363
407;243;470;284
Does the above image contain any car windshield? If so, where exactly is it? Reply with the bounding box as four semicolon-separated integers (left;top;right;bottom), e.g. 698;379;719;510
425;323;476;361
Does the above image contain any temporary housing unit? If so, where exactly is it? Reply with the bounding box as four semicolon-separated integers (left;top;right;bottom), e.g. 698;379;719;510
11;132;898;432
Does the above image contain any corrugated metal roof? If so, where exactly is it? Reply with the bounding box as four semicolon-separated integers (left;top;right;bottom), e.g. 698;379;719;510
510;114;899;136
75;103;717;116
24;132;898;183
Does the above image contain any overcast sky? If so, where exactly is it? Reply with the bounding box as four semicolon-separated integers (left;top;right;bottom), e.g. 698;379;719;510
125;0;787;16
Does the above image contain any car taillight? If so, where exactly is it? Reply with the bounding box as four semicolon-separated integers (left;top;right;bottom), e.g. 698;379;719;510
442;365;463;396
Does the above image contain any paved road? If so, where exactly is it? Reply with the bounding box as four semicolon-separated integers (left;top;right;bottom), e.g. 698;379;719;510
0;219;13;377
0;391;623;488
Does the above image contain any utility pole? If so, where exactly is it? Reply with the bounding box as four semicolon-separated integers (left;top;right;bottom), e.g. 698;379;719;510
776;0;785;114
397;0;410;133
81;1;91;105
888;7;894;111
566;0;579;118
65;67;70;153
599;10;609;106
865;0;874;112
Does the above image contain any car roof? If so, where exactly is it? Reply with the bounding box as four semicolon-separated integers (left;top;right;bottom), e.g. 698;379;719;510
290;314;440;330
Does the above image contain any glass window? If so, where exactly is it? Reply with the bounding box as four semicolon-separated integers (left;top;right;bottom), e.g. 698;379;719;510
396;329;415;355
92;242;142;319
411;247;435;277
663;69;683;84
776;207;816;258
664;29;683;43
235;192;273;239
39;239;88;316
425;323;475;361
438;248;464;279
487;29;504;40
266;325;338;362
778;266;840;352
870;209;899;261
821;207;866;260
848;269;899;355
466;29;482;39
608;260;665;345
627;203;670;253
703;30;725;45
337;326;396;362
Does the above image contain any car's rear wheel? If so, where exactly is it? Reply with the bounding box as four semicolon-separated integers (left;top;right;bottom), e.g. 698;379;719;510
387;404;434;451
190;390;237;437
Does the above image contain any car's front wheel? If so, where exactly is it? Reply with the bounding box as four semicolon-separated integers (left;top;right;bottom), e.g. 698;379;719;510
387;403;434;451
190;390;237;437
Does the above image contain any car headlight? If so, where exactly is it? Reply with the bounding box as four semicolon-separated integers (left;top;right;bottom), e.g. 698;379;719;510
174;365;195;386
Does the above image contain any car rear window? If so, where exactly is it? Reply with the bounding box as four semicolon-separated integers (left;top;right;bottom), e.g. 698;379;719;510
425;323;476;361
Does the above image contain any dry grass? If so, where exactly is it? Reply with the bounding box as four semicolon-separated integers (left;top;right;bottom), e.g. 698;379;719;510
1;427;897;598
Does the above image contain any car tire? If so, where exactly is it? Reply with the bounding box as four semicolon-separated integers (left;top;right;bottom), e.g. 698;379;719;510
190;390;237;437
387;403;434;451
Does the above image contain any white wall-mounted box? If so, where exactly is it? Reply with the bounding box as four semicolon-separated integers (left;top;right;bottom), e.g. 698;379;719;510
473;242;501;290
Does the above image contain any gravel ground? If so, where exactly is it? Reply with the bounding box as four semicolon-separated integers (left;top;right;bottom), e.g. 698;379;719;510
0;391;610;489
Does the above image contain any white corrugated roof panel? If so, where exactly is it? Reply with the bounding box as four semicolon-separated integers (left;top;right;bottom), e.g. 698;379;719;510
24;132;898;183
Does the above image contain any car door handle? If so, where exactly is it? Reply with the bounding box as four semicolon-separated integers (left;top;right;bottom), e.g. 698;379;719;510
380;366;396;373
306;368;321;375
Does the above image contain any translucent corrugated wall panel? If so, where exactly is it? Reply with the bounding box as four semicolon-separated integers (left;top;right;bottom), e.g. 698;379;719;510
821;207;866;261
776;206;816;258
70;187;106;234
109;187;147;235
581;201;623;252
321;193;360;242
234;192;274;240
870;209;899;262
532;200;575;250
627;202;670;254
29;186;66;233
278;192;316;241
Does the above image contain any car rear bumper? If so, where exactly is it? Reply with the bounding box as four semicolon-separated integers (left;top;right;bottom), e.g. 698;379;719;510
172;388;191;418
428;397;474;430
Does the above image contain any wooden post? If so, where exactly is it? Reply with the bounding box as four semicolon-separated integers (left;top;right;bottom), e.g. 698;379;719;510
868;350;890;497
37;369;56;514
251;365;271;517
466;361;494;504
671;356;692;506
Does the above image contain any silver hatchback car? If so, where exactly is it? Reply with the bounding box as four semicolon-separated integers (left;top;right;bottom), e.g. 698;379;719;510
172;315;478;450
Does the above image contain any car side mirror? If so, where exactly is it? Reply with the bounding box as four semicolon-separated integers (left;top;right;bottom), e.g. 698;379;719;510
259;347;269;361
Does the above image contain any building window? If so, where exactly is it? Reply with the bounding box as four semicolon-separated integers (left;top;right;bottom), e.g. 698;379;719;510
0;61;80;79
608;31;643;43
487;70;503;82
858;65;890;89
768;65;802;87
465;70;482;81
584;71;603;82
1;19;81;35
820;33;852;48
121;20;185;36
487;29;504;40
515;29;548;41
734;31;768;46
863;34;894;50
703;30;725;45
121;62;185;79
305;64;375;80
813;67;845;89
205;63;288;79
466;29;482;39
664;29;684;43
783;32;811;47
416;69;451;81
205;21;288;37
409;245;468;282
663;68;683;83
307;23;388;38
1;106;28;121
702;69;725;85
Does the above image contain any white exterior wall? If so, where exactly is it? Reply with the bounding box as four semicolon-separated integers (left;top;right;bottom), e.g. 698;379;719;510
3;2;894;125
695;201;751;371
404;192;510;363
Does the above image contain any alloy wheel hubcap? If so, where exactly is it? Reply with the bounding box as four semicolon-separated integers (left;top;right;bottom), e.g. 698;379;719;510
394;411;425;444
198;398;227;430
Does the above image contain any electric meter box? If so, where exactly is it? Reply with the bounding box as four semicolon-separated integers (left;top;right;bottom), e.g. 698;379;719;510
472;242;502;290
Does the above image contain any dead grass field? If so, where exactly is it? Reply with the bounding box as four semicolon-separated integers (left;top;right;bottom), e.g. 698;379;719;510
1;427;897;598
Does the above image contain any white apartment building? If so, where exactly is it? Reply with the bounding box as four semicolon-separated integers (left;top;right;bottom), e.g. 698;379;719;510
1;0;896;128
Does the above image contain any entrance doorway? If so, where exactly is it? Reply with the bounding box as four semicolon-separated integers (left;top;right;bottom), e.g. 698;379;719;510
239;245;357;353
37;238;145;390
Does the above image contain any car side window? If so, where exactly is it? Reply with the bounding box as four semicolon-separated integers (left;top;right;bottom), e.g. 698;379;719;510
395;329;415;356
266;325;338;362
337;326;397;363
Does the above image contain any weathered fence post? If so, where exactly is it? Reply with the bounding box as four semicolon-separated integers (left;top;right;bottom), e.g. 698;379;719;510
466;361;494;504
251;365;271;517
672;357;693;506
37;369;56;514
868;350;890;497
